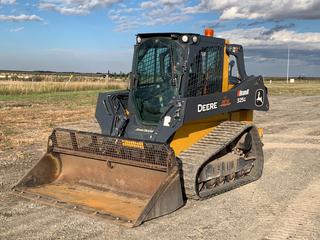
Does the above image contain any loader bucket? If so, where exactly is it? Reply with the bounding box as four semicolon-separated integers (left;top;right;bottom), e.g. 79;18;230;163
13;129;184;227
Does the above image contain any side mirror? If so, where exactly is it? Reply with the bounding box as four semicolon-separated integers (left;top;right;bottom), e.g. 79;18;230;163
229;60;235;77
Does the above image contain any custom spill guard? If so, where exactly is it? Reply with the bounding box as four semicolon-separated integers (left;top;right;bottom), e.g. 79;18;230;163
13;128;184;227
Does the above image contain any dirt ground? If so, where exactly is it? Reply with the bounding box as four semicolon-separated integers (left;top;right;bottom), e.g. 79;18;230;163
1;95;320;240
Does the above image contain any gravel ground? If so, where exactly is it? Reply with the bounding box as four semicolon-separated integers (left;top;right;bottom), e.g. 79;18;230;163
1;95;320;240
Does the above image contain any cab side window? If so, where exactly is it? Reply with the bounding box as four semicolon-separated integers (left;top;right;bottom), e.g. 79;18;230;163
186;46;223;97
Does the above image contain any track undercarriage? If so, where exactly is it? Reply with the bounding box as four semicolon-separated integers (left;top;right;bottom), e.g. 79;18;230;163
179;121;263;199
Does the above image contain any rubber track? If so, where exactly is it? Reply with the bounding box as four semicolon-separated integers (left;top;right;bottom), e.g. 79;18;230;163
178;121;260;200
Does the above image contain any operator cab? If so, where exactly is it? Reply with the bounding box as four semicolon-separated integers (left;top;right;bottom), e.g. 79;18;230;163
131;32;229;125
132;37;185;123
130;32;248;129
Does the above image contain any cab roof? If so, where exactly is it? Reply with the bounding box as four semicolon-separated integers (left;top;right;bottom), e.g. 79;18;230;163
136;32;225;44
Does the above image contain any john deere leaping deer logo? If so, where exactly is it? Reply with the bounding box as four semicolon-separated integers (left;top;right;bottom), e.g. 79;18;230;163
255;89;264;107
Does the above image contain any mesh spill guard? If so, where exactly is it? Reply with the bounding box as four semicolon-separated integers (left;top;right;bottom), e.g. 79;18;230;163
49;128;174;172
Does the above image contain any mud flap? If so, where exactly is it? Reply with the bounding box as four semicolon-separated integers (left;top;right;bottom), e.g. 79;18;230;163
12;128;184;227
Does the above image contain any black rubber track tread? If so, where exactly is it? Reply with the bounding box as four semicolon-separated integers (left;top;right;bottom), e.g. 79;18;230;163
177;121;264;200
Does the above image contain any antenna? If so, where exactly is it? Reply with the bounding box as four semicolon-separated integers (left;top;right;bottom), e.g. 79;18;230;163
286;46;290;84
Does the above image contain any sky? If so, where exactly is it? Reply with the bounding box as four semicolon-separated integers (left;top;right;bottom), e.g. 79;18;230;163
0;0;320;77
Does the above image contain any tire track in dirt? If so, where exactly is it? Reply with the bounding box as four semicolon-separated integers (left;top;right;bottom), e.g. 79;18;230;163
0;196;106;240
264;134;320;140
256;114;320;240
263;180;320;240
261;120;320;127
264;143;320;149
233;147;320;240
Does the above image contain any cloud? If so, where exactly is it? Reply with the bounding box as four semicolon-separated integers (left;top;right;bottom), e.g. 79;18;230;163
237;20;281;28
218;27;320;50
184;0;320;20
0;0;15;4
216;26;320;75
10;26;24;32
242;47;320;76
108;0;319;31
246;48;320;64
39;0;121;15
261;23;296;36
108;1;189;31
0;14;43;21
196;19;226;29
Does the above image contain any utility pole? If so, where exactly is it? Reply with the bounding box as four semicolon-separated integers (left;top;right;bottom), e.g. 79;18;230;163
286;46;290;84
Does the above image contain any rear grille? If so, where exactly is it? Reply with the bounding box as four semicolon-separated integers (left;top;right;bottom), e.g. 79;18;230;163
49;128;175;172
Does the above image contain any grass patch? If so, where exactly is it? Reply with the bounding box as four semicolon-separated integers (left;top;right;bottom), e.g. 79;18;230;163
0;90;113;107
0;90;107;151
0;80;127;95
1;125;19;136
0;90;113;148
266;81;320;96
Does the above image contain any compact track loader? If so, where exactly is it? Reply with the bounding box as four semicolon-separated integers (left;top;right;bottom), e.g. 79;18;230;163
13;29;269;227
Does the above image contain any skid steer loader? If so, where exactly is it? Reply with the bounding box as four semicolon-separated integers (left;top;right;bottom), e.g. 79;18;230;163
13;29;269;227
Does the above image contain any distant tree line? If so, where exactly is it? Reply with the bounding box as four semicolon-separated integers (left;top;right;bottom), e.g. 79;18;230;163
265;76;320;81
0;70;130;79
0;70;130;82
106;71;129;79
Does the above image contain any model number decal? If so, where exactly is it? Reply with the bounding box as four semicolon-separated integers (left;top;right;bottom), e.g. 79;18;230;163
197;102;218;113
237;97;247;103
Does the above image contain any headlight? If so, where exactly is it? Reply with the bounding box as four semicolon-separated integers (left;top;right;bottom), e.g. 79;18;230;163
192;35;198;43
181;35;189;43
136;36;142;44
